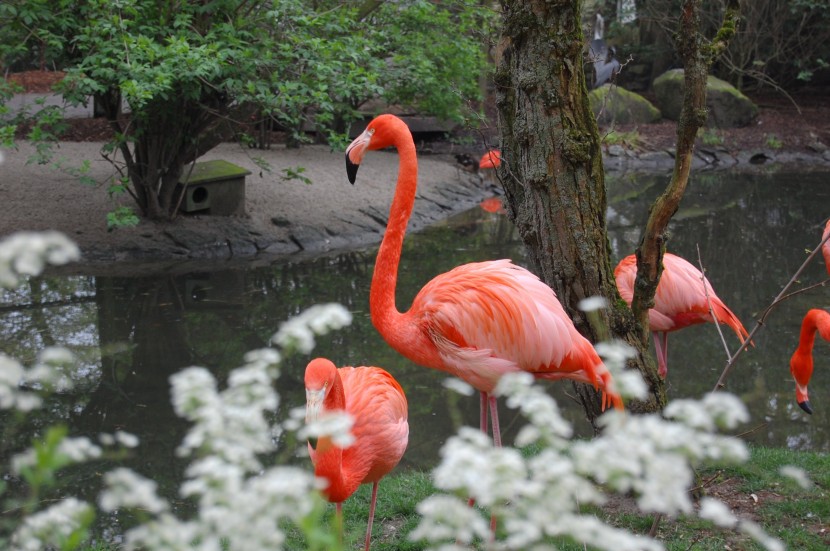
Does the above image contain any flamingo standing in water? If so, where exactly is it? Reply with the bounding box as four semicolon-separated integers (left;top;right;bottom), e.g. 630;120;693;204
614;253;751;378
822;220;830;275
345;114;622;448
304;358;409;551
789;309;830;415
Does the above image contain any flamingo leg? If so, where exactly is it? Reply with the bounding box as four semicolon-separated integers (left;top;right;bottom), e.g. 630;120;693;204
488;394;502;448
487;394;500;536
364;481;379;551
651;331;669;378
336;502;344;548
469;391;491;509
480;390;489;436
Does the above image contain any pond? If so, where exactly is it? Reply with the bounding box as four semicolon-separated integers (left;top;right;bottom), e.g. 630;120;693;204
1;169;829;535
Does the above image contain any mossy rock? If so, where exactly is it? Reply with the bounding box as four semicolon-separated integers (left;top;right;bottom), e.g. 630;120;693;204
588;84;661;126
652;69;758;128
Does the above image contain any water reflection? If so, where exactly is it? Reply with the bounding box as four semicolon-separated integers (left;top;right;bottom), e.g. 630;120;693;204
1;170;828;531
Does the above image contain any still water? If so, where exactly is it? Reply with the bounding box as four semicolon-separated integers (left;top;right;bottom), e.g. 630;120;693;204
1;169;829;522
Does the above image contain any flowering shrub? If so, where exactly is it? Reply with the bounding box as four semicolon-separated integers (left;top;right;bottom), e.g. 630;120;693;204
411;349;785;551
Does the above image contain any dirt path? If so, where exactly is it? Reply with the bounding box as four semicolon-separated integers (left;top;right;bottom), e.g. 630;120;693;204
0;141;496;274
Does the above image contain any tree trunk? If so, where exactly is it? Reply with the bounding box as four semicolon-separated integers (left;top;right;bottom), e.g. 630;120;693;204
631;0;740;342
495;0;665;425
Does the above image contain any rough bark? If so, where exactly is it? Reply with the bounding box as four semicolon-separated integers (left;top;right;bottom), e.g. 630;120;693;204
495;0;665;426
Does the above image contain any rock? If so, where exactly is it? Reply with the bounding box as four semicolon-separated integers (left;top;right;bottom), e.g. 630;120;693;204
589;84;661;125
652;69;758;127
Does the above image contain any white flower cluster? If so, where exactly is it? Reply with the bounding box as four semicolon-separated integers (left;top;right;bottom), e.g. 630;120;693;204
10;498;93;551
413;372;782;551
300;409;356;449
0;347;75;412
271;303;352;353
101;359;325;551
0;231;80;288
595;340;649;400
95;305;353;550
171;349;281;471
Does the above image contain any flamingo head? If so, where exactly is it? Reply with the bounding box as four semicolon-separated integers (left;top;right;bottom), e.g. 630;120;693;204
789;352;813;415
345;114;410;183
304;357;338;449
796;384;812;415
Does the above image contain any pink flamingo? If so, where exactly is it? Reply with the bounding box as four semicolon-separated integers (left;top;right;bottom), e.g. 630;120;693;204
614;253;751;378
305;358;409;550
822;220;830;276
479;149;501;170
789;309;830;415
345;114;622;449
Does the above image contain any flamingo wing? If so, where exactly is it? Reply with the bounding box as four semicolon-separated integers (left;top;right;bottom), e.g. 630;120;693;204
822;220;830;276
615;253;749;340
410;259;610;395
658;254;749;340
339;366;409;484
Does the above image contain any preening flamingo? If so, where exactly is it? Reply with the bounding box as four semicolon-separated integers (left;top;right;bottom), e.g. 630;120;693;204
614;253;751;378
789;309;830;414
822;220;830;276
345;114;622;448
304;358;409;551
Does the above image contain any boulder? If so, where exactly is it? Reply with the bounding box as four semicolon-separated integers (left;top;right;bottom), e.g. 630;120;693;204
588;84;662;126
652;69;758;128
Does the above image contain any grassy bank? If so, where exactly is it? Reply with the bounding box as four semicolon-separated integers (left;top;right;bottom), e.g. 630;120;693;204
295;445;829;550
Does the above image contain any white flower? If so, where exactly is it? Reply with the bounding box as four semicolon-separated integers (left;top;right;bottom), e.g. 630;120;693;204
115;430;140;448
58;436;102;463
410;495;490;545
779;465;812;489
0;231;80;288
579;296;609;312
595;341;648;400
442;377;475;396
271;303;352;353
11;498;93;551
699;497;737;527
301;410;355;449
99;468;169;515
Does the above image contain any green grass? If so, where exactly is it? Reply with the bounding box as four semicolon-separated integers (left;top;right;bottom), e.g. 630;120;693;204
79;446;830;550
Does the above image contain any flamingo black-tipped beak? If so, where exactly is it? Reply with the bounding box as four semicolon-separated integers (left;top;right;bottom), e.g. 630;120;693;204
798;400;813;415
346;153;359;184
308;436;319;450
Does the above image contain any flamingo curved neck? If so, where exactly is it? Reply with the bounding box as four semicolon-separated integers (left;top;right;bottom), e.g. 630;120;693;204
313;372;361;502
370;134;418;342
799;309;830;354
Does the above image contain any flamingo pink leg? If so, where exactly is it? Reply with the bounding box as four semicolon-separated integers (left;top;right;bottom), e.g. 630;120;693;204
364;481;379;551
652;331;669;378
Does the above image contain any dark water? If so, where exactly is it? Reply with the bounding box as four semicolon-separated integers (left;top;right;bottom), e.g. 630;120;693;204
1;170;829;526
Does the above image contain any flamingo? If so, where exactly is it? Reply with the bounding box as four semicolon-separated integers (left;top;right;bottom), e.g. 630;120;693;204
304;358;409;551
478;149;501;170
478;149;505;214
822;220;830;276
614;253;751;378
789;309;830;415
345;114;622;450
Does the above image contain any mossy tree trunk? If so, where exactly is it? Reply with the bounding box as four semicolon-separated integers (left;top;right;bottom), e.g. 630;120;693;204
495;0;665;426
